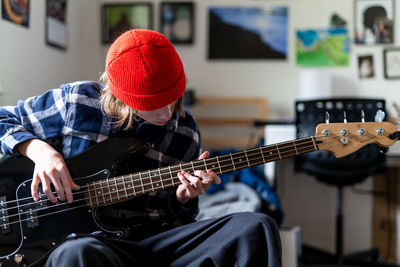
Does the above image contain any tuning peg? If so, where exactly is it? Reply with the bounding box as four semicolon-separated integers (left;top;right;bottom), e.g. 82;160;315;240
325;112;330;124
361;110;365;123
343;111;347;123
375;110;385;122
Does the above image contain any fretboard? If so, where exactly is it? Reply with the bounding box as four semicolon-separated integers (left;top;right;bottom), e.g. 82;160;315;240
85;136;320;207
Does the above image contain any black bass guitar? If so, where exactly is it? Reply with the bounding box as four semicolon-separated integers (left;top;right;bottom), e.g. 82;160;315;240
0;121;398;266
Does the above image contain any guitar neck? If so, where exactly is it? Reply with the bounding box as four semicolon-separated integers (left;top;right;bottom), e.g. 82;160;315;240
84;136;319;207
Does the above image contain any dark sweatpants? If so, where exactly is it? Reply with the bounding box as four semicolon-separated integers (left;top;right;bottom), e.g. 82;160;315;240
45;212;282;267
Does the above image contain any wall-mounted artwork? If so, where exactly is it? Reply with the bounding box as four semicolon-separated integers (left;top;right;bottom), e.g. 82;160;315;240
46;0;67;50
296;28;350;67
354;0;394;45
358;55;374;78
1;0;29;27
160;2;194;44
383;48;400;79
208;6;288;60
102;3;153;44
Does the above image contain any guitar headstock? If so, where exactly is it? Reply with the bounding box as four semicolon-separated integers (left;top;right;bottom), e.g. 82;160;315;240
315;121;398;158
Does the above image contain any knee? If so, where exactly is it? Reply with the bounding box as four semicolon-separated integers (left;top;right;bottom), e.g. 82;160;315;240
230;212;278;230
46;237;104;266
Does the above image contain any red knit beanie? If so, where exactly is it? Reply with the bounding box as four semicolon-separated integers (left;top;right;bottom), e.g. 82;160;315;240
106;29;186;111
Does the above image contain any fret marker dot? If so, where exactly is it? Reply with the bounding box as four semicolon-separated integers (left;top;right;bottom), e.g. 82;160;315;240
270;152;272;155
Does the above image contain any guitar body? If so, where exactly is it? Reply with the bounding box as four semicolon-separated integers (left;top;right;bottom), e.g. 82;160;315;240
0;136;148;266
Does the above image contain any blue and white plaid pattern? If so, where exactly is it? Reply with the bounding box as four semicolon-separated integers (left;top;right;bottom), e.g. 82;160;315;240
0;81;202;234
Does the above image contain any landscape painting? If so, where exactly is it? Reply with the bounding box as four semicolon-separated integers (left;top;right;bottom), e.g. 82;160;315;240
296;27;350;67
208;6;288;60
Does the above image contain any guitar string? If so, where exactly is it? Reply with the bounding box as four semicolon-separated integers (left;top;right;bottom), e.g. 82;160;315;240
0;133;366;216
0;134;363;226
2;145;323;227
0;137;327;225
0;134;327;208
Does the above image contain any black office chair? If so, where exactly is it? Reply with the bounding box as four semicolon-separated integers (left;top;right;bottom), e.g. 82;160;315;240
295;98;399;267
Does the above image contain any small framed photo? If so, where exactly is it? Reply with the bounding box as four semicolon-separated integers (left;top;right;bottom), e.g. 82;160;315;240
354;0;394;45
160;2;194;44
358;55;375;79
383;48;400;79
102;3;153;44
46;0;67;50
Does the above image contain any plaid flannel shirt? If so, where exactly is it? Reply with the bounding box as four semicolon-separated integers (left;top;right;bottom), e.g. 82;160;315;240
0;81;201;240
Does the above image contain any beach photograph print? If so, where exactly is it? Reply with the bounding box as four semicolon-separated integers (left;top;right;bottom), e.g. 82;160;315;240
208;6;288;60
296;27;350;67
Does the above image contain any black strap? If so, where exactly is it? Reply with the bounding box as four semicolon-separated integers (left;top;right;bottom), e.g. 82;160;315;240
389;131;400;140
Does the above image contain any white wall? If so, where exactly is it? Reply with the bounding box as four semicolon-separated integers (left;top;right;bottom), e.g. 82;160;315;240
1;0;399;259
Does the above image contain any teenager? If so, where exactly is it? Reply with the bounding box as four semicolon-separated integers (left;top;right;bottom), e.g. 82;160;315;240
0;29;282;266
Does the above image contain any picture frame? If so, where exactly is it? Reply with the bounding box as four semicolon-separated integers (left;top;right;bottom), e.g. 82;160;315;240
45;0;67;50
102;3;153;44
1;0;30;28
383;48;400;79
160;2;194;44
357;54;375;79
354;0;394;45
208;6;288;60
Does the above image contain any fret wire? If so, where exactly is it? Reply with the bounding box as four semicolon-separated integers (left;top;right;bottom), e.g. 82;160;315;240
191;161;195;173
122;175;128;198
139;172;145;194
93;183;99;207
229;153;236;171
130;174;136;196
244;150;251;168
293;141;298;155
168;166;175;186
259;147;266;163
105;179;112;203
148;170;155;192
275;144;282;160
216;155;222;174
113;178;120;201
87;183;93;207
158;169;165;189
202;159;208;171
311;137;318;151
99;180;106;204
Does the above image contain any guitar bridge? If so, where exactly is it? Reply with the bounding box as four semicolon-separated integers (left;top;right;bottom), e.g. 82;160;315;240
0;196;10;234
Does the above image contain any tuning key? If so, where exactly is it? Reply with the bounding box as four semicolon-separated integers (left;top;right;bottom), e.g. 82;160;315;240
343;111;347;123
375;110;385;122
361;110;365;123
325;112;330;124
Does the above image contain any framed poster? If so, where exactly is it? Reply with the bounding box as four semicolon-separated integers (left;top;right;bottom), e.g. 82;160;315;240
383;48;400;79
102;3;153;44
160;2;194;44
296;28;350;67
46;0;67;50
1;0;29;27
354;0;394;45
208;6;288;60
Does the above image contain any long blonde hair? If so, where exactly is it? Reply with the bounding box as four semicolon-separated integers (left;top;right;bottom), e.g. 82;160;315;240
99;72;184;130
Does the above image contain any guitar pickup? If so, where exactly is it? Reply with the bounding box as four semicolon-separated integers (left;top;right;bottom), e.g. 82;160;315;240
0;196;10;234
23;193;47;229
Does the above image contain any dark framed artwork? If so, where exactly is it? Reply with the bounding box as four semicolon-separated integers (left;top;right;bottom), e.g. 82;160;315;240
208;6;288;60
354;0;394;45
358;55;375;79
102;3;153;44
1;0;29;27
383;48;400;79
46;0;67;50
160;2;194;44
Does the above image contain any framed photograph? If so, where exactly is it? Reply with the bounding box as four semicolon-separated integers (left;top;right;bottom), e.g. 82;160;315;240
358;55;375;79
383;48;400;79
160;2;194;44
46;0;67;50
1;0;29;27
102;3;153;44
354;0;394;45
208;6;288;60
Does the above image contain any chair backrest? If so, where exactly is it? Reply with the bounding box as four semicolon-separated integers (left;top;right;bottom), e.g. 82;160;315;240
295;98;387;186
